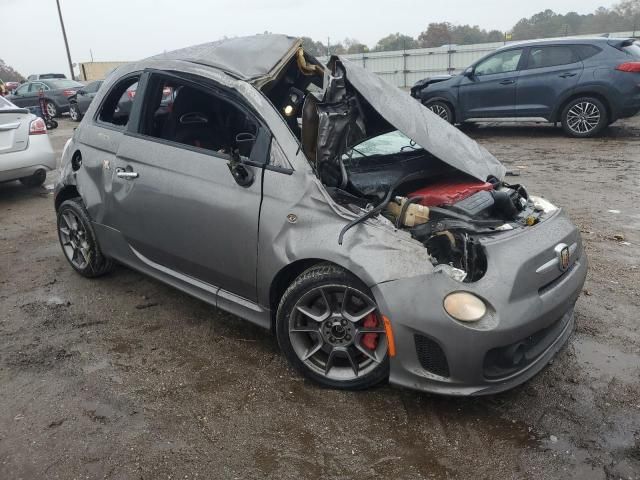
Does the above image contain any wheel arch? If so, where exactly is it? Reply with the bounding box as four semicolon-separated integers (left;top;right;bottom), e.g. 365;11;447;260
553;90;612;123
54;184;80;211
268;258;362;330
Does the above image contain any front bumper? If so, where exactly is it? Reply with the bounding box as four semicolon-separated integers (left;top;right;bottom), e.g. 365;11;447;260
0;134;56;183
372;210;588;396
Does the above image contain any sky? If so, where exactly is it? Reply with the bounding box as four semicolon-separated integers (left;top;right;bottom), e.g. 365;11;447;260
3;0;616;78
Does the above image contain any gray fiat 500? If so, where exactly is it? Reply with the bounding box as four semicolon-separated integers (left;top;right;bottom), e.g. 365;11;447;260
54;35;587;395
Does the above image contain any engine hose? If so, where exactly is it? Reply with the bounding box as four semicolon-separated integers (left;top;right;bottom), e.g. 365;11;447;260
338;170;432;245
395;195;425;229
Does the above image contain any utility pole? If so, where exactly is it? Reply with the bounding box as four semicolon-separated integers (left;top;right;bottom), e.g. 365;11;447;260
55;0;75;80
327;37;330;56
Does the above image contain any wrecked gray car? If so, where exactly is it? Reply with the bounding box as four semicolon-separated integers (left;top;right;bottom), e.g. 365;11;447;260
54;34;587;395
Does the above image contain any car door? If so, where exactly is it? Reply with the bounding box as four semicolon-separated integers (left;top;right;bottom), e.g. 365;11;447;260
105;71;268;302
458;48;525;119
10;83;36;107
515;45;583;118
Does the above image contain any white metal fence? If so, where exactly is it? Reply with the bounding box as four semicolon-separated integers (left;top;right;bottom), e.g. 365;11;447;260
319;31;636;88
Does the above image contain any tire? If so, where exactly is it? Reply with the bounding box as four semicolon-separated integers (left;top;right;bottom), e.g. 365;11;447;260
561;97;608;138
19;169;47;187
276;263;389;390
69;102;81;122
57;198;113;278
425;100;454;124
45;101;58;118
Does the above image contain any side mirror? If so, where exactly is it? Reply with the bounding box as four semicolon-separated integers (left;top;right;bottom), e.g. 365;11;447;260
235;132;256;158
463;67;474;78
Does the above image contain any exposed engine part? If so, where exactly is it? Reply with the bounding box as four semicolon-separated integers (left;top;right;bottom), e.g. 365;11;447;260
448;190;494;217
386;196;430;227
409;179;494;207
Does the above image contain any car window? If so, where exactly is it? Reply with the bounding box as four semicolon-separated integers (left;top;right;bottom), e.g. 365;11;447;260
343;131;423;161
97;76;140;128
15;84;30;95
28;82;48;92
526;46;578;69
573;44;602;61
475;49;523;75
138;74;261;159
40;73;66;79
44;79;83;89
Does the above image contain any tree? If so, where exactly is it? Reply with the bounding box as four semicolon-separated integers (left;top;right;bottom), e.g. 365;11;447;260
0;59;24;83
614;0;640;17
301;36;328;57
374;33;418;52
343;38;369;54
418;22;454;47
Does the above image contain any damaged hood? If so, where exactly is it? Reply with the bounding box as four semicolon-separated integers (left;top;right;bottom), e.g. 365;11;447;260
337;57;506;182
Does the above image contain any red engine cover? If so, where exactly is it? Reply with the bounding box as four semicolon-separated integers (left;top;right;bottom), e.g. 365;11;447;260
409;180;493;207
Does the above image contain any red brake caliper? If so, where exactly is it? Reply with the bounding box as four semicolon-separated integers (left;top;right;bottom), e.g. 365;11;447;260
361;313;379;351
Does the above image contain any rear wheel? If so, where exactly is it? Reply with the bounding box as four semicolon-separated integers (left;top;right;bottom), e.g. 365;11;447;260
57;198;113;278
561;97;608;138
69;102;81;122
276;264;389;390
45;101;58;118
425;101;454;124
19;169;46;187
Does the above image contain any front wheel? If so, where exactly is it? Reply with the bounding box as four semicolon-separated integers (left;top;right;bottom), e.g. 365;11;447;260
276;264;389;390
561;97;608;138
57;198;113;278
425;101;454;124
69;102;81;122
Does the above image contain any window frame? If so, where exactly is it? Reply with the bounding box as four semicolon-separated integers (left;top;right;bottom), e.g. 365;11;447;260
522;45;580;70
15;84;30;95
126;69;276;169
474;48;525;76
93;71;143;132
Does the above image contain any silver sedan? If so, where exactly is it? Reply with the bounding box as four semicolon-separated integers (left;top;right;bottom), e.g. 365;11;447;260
0;96;56;186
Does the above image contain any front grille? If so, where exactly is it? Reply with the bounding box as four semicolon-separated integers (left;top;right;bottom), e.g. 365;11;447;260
415;334;450;377
483;312;571;379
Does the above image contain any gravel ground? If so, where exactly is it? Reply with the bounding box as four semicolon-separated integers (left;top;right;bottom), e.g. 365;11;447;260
1;117;638;479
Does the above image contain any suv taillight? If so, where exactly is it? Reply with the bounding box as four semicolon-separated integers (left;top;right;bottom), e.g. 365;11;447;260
616;62;640;72
30;117;47;135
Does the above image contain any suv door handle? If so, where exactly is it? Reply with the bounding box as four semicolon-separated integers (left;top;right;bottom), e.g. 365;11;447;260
559;72;577;78
115;167;139;179
499;79;516;85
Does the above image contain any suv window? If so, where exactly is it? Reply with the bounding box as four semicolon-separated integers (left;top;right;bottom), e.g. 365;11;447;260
475;49;523;75
621;40;640;58
526;46;578;69
138;74;260;159
97;76;140;128
574;44;602;61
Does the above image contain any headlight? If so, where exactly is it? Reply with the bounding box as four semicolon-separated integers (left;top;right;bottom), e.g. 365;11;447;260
443;292;486;322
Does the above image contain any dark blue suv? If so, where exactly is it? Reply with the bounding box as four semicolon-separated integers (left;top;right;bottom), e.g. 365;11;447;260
411;37;640;137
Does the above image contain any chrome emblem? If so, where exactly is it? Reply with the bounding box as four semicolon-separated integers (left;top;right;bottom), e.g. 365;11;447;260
555;243;570;272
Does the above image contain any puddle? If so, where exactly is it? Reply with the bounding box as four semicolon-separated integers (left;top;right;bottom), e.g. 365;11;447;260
571;335;639;384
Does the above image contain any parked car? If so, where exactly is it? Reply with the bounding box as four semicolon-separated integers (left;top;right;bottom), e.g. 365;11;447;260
7;79;84;117
27;73;67;81
54;34;587;396
0;96;56;187
411;37;640;137
68;80;103;121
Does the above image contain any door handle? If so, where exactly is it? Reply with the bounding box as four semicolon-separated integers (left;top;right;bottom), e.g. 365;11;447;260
115;167;139;179
499;79;515;85
559;72;577;78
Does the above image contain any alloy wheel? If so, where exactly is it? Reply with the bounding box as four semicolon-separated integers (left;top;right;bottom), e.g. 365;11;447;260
69;104;79;121
46;102;57;118
428;104;450;121
58;210;91;270
288;285;388;381
566;101;601;135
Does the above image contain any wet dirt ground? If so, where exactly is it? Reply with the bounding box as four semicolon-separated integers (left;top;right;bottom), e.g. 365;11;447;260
1;117;639;479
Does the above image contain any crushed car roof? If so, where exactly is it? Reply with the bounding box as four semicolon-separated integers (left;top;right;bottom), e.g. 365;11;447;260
338;57;506;181
150;34;300;81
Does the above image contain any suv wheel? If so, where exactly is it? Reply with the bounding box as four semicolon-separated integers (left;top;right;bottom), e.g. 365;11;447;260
19;169;47;187
426;101;454;124
69;102;81;122
276;263;389;390
57;198;113;278
561;97;608;138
